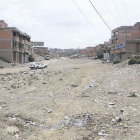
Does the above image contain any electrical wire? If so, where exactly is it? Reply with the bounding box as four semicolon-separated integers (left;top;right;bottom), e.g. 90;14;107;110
72;0;105;40
88;0;112;31
110;0;122;25
98;0;119;27
122;0;130;21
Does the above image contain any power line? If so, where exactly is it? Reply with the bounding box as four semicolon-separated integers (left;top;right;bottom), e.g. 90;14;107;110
109;0;122;25
98;0;119;27
72;0;105;40
122;0;130;21
89;0;112;31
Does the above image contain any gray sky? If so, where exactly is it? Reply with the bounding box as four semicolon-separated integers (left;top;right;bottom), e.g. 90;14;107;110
0;0;140;49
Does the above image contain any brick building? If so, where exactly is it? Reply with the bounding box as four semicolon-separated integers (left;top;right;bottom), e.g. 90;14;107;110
32;42;44;46
0;20;33;63
33;42;49;57
86;47;96;58
111;22;140;60
34;47;49;57
78;49;87;57
95;44;105;51
130;22;140;40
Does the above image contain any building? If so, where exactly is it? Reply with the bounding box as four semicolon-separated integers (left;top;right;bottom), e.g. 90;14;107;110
95;44;105;51
34;47;49;57
130;22;140;40
0;20;33;63
33;42;49;57
32;42;44;46
78;49;87;57
86;47;96;58
111;22;140;60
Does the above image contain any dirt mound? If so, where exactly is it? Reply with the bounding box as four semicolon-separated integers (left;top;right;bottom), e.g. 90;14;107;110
33;54;44;62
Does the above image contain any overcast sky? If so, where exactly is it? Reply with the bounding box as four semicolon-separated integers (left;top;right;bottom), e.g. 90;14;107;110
0;0;140;49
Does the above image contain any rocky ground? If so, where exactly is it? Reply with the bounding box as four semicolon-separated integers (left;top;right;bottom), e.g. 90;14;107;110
0;58;140;140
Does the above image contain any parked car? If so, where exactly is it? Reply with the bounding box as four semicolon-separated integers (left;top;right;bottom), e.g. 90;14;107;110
29;62;47;69
45;55;50;60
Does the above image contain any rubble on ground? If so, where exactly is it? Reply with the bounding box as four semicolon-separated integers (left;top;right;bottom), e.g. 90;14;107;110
0;58;140;139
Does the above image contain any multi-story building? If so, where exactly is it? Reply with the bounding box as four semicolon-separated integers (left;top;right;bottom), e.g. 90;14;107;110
130;22;140;40
32;42;49;57
34;47;49;57
0;20;33;63
111;22;140;60
95;44;105;51
32;42;44;46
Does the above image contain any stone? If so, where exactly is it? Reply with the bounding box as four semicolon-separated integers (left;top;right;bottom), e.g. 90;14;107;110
109;102;115;105
71;84;79;87
98;130;108;136
47;109;52;113
112;117;122;123
127;92;137;98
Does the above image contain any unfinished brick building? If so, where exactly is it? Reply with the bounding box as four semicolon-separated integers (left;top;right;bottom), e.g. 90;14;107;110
32;42;49;57
86;47;96;58
111;22;140;60
0;20;33;63
34;47;49;57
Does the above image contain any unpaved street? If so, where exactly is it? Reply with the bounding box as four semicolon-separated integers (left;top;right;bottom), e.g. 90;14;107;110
0;58;140;140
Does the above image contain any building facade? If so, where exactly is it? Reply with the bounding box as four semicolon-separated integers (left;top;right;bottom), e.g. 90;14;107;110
111;22;140;60
32;42;49;57
34;47;49;57
0;20;33;63
86;47;96;58
78;49;87;57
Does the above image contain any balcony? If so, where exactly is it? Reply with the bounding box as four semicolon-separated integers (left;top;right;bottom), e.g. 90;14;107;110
25;40;31;45
19;43;25;53
114;49;120;53
13;46;19;52
120;48;126;53
24;45;29;53
13;36;19;42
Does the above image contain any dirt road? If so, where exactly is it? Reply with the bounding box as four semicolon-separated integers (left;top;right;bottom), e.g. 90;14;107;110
0;58;140;140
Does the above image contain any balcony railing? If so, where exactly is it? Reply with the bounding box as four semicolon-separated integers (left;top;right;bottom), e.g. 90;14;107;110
114;49;120;53
13;36;19;42
13;46;19;52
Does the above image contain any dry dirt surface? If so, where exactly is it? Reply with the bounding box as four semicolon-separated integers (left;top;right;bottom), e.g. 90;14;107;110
0;58;140;140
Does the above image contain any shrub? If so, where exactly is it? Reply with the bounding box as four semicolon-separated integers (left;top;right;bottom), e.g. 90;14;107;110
128;58;136;65
136;59;140;64
97;53;103;59
128;58;140;65
113;59;121;64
